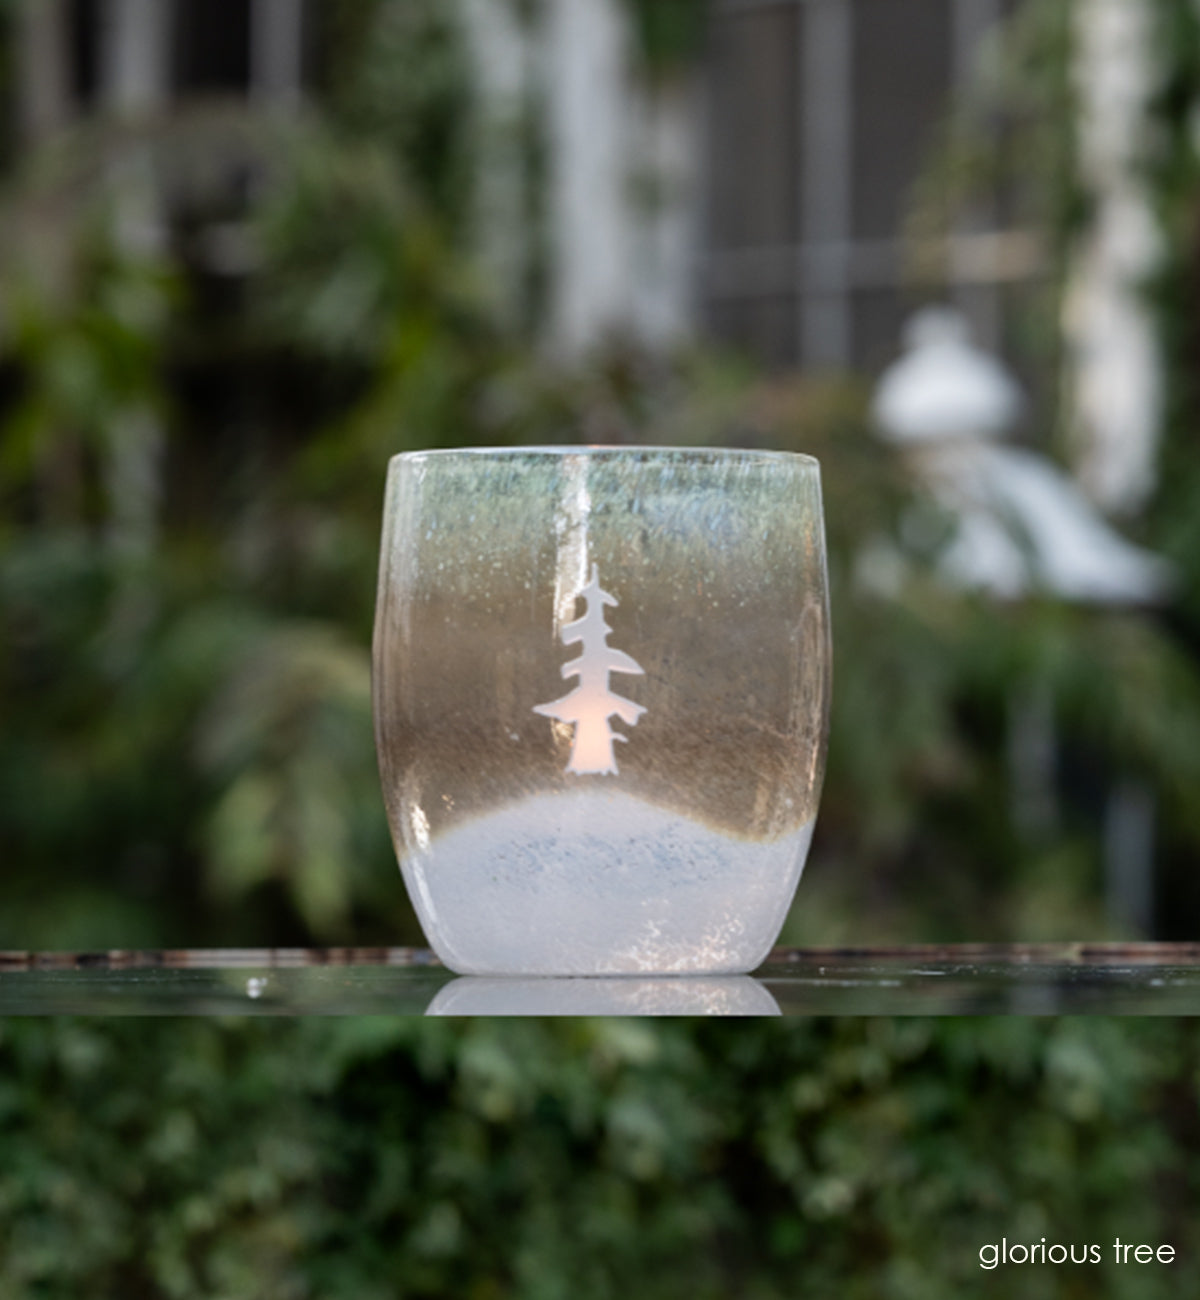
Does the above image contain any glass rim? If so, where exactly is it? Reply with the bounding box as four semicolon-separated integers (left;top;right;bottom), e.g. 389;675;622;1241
389;444;820;470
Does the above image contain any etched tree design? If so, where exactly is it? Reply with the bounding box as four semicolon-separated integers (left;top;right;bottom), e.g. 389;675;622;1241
533;564;646;775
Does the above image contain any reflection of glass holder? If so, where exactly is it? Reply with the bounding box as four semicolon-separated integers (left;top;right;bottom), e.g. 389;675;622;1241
426;976;780;1017
374;447;831;977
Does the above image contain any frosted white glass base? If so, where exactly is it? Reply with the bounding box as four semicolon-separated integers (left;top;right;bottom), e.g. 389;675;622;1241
402;790;814;976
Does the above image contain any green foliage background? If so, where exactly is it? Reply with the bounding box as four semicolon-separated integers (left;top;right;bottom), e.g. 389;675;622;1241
0;1016;1197;1299
1;0;1200;948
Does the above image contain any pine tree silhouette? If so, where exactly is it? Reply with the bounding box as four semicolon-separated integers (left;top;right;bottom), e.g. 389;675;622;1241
533;564;646;775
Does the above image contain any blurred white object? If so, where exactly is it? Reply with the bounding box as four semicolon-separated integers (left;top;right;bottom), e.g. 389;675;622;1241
545;0;632;353
918;440;1173;603
1065;0;1162;515
872;306;1173;605
464;0;699;355
873;307;1022;444
873;305;1171;933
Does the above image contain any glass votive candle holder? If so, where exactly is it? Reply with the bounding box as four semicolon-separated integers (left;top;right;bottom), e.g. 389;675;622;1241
373;446;830;975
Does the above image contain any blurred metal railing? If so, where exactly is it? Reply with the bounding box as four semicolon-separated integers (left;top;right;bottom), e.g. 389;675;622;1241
702;0;1025;370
